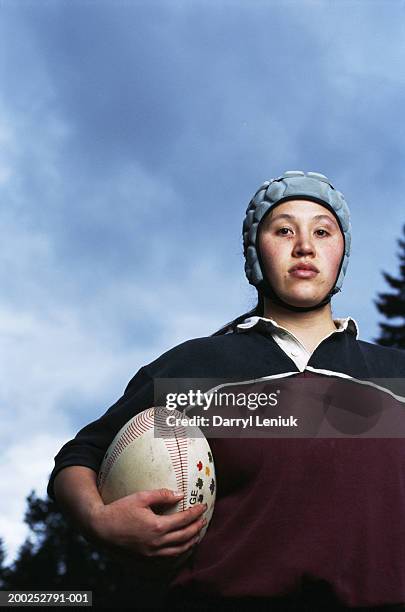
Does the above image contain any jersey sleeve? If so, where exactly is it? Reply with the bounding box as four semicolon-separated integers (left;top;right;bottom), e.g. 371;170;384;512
46;365;154;501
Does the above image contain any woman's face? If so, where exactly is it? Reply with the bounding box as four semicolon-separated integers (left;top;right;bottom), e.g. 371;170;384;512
257;199;345;308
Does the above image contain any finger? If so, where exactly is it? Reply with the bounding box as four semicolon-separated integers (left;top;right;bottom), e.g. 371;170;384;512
154;534;201;558
157;516;207;547
137;488;184;508
155;503;207;532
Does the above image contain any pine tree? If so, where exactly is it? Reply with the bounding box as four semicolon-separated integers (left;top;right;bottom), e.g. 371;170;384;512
0;538;11;589
374;223;405;348
3;490;172;608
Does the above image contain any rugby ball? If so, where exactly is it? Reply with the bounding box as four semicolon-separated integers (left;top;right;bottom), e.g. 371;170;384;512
96;407;216;542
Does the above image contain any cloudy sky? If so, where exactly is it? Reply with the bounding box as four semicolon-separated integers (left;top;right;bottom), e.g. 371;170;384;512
1;0;405;565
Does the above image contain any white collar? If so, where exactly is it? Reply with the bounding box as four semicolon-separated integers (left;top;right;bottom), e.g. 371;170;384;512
236;315;360;340
236;315;359;372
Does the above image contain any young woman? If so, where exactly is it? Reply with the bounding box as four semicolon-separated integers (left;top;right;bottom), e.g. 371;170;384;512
48;171;405;611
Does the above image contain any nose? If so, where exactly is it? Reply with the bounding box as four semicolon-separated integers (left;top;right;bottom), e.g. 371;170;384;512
291;231;315;258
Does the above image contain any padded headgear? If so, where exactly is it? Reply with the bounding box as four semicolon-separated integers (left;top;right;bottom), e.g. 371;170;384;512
242;170;351;311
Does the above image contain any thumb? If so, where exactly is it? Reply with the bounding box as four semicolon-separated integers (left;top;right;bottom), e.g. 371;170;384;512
138;487;184;508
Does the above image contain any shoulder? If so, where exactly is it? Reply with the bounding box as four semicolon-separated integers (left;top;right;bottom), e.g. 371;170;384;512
357;339;405;376
143;331;261;378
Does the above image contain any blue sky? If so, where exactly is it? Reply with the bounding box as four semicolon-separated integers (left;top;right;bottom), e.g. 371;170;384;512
1;0;405;564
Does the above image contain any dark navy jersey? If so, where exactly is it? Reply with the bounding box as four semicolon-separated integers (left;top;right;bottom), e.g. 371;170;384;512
47;324;405;607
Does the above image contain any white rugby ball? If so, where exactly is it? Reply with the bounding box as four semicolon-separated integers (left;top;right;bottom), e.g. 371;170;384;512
96;407;216;542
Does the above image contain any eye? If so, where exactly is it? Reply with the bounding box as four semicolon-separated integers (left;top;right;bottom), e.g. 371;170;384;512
315;229;329;237
276;227;293;236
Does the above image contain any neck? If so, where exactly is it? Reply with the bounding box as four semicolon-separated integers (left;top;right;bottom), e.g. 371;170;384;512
262;298;337;353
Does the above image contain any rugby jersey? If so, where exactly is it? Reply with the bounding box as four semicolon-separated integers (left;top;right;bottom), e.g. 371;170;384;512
47;316;405;608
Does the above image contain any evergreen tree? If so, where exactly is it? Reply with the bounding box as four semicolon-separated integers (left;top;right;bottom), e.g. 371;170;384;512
3;490;172;608
374;223;405;347
0;538;11;589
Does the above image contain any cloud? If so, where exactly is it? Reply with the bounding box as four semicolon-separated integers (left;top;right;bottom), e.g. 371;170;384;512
1;0;405;568
0;195;249;565
0;435;68;566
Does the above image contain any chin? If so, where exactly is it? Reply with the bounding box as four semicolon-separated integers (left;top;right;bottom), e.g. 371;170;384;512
279;292;322;308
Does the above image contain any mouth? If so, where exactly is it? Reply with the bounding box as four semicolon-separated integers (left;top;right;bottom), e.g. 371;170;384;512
289;263;319;278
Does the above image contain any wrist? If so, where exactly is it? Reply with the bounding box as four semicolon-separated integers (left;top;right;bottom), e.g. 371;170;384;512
86;501;109;543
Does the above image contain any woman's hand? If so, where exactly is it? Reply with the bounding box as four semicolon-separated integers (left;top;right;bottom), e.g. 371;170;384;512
91;488;207;561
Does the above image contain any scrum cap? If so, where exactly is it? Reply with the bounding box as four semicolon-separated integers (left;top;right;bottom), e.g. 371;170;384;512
242;170;351;311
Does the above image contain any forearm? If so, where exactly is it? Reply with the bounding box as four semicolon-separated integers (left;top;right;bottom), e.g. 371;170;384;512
53;465;105;543
52;465;207;567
